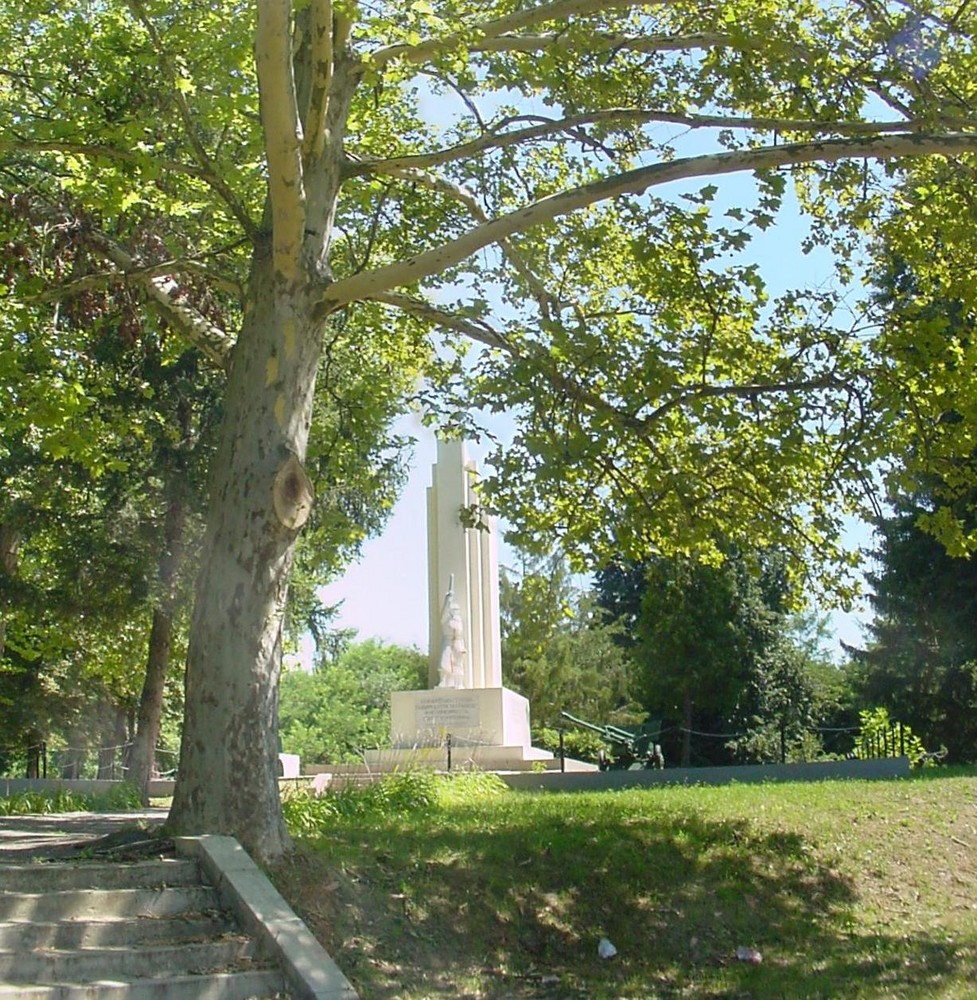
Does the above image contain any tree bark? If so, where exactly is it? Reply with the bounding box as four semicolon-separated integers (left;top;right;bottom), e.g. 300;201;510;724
681;686;693;768
129;482;187;804
166;251;324;862
25;727;42;779
165;13;357;863
60;744;83;779
0;523;20;664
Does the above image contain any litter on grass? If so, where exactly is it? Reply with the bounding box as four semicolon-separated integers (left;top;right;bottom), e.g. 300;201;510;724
736;945;762;964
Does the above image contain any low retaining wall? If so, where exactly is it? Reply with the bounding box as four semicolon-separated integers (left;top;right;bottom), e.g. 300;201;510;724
0;778;307;799
0;778;126;797
3;757;912;799
501;756;911;792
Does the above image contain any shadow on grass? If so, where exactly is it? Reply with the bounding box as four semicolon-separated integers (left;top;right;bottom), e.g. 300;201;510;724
789;931;977;1000
274;794;977;999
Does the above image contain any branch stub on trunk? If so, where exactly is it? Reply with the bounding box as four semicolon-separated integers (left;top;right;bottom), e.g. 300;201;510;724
273;453;314;530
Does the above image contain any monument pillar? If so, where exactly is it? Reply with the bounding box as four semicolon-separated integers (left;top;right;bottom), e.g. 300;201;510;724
426;439;502;690
364;437;553;769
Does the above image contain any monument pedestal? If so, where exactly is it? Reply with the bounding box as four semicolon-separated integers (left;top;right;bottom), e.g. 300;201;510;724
361;687;554;771
392;687;531;749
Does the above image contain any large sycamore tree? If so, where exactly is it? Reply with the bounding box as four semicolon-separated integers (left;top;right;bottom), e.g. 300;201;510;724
2;0;975;859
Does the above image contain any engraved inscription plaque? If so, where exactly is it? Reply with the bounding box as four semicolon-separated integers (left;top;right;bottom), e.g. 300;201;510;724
415;693;481;730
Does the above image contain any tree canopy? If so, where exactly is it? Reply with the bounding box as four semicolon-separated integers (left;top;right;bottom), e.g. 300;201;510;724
2;0;977;858
500;553;635;727
279;639;427;763
852;491;977;761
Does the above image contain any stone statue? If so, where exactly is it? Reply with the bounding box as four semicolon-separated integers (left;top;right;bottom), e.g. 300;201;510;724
438;574;467;689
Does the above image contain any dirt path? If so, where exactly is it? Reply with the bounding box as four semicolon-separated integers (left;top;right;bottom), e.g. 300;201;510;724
0;810;169;860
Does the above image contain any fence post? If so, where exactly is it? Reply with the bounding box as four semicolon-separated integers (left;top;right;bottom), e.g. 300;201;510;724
899;722;905;757
780;720;787;764
446;733;452;772
41;741;47;779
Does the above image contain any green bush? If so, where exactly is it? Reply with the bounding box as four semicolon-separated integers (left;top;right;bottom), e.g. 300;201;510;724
281;785;340;836
279;640;428;763
282;770;509;836
432;770;508;806
533;726;608;763
855;707;930;767
0;783;142;816
93;782;143;811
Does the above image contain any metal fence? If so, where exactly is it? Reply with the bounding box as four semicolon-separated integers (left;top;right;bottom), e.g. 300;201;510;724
0;741;180;782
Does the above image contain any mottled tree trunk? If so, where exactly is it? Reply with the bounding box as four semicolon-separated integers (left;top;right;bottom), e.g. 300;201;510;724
60;744;83;779
129;483;187;803
96;708;128;780
167;253;323;862
681;686;693;768
0;523;20;664
25;727;42;779
165;15;357;862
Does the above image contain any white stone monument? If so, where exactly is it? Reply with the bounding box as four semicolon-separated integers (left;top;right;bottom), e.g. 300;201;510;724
426;438;502;690
368;439;551;769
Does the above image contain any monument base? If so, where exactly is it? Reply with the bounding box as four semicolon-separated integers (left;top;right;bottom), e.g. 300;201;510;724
358;686;556;771
361;743;557;772
389;686;534;750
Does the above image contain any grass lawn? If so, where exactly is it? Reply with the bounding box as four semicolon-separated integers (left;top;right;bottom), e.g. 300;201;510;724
271;768;977;999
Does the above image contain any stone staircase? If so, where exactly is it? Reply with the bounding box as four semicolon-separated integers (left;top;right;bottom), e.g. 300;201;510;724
0;849;288;999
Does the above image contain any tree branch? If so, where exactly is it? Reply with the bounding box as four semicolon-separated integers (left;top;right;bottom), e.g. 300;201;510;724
0;138;213;182
302;0;334;162
255;0;307;282
32;255;245;303
377;293;864;486
640;373;851;427
380;164;558;318
11;193;234;365
124;0;259;241
440;28;730;57
371;291;511;352
324;131;977;310
373;293;646;435
346;108;977;176
367;0;667;70
79;228;234;368
348;110;977;177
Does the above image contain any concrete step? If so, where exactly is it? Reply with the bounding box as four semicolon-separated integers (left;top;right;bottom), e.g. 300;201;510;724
0;840;305;1000
0;859;201;893
0;913;234;950
0;885;221;922
0;937;261;983
0;968;286;999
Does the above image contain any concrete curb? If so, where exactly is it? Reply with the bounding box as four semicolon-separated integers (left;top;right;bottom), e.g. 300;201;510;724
174;835;358;1000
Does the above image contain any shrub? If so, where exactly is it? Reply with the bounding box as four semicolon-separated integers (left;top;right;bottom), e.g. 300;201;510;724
855;707;930;767
282;770;509;836
0;783;142;815
533;726;607;763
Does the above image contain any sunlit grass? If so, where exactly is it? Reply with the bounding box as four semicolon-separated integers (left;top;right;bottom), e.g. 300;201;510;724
274;768;977;999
